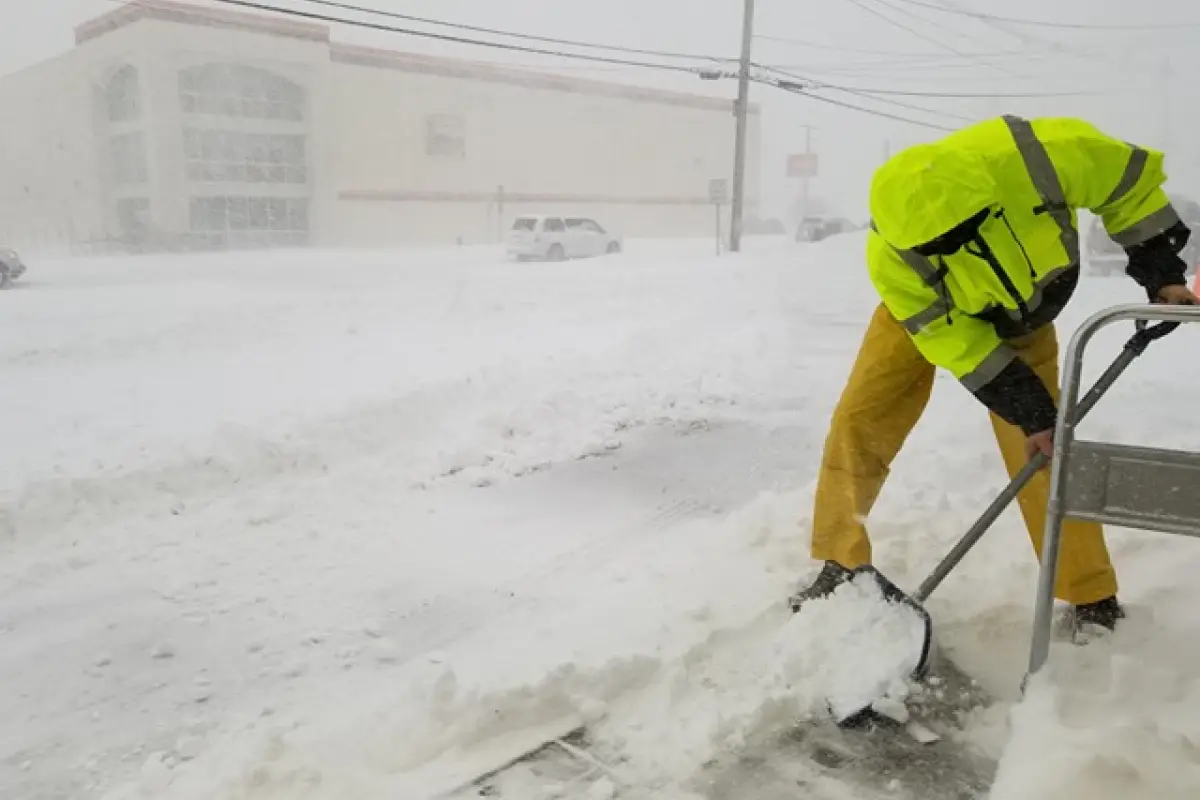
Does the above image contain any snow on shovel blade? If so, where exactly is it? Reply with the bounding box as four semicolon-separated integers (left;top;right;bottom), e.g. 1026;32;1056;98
849;567;935;678
824;566;934;727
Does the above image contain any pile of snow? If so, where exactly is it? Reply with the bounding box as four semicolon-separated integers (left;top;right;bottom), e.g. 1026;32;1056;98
988;541;1200;800
992;665;1200;800
89;485;820;800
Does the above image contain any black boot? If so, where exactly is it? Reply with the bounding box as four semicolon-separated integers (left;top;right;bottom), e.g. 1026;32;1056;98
788;561;853;612
1072;596;1125;638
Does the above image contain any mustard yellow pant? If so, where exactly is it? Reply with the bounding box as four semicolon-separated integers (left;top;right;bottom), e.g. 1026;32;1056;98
810;303;1118;605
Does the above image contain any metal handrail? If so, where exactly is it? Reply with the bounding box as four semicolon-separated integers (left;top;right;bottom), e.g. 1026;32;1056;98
1027;303;1200;677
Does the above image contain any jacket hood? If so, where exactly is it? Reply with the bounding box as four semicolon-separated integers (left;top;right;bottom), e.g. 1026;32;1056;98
869;142;997;251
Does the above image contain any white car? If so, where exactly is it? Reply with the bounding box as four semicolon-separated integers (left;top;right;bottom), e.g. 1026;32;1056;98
506;215;623;261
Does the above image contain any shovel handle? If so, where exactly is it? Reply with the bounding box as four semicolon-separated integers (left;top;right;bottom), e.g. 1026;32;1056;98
1132;316;1182;350
911;321;1175;603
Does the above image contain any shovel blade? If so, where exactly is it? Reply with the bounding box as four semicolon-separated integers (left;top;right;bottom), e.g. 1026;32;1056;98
830;566;935;727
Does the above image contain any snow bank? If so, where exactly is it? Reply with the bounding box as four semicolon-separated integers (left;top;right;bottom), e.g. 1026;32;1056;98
93;485;818;800
992;665;1200;800
989;533;1200;800
100;653;661;800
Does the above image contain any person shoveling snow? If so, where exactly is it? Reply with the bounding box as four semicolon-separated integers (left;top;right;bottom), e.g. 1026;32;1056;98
789;114;1199;722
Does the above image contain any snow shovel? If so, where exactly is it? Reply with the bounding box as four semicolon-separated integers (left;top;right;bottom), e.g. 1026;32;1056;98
834;318;1180;727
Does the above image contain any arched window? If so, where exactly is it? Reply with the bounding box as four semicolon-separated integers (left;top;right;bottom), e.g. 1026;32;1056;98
178;64;304;121
105;65;141;123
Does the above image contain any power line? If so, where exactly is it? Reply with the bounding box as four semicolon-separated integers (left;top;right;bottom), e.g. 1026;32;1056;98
840;0;1017;77
814;84;1105;98
753;33;1018;58
203;0;714;74
869;0;1014;54
916;0;1158;83
754;31;1126;65
771;59;1096;80
757;56;1114;86
761;66;973;124
761;52;1059;69
895;0;1113;78
757;25;1153;83
203;0;946;132
292;0;733;63
884;0;1200;30
221;0;1059;89
840;0;1020;79
757;76;955;132
170;0;988;133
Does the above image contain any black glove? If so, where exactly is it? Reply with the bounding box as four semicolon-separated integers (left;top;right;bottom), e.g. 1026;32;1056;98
1124;220;1190;301
972;356;1057;436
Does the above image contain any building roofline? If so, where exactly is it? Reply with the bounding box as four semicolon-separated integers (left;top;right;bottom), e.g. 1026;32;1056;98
75;0;330;46
73;0;756;113
331;45;755;113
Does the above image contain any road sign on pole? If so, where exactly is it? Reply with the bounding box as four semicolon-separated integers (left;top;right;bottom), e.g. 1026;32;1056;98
786;153;818;178
708;178;729;205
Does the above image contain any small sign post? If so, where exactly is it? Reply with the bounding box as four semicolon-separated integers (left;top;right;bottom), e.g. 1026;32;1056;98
709;178;729;255
495;184;506;242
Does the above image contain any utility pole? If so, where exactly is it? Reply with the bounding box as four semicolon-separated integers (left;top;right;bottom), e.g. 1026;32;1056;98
729;0;756;253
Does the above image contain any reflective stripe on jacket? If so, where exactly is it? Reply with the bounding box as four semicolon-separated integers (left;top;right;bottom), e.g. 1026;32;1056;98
866;115;1178;390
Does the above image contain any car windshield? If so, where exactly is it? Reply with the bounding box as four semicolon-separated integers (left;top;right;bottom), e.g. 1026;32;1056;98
512;218;537;231
565;218;604;233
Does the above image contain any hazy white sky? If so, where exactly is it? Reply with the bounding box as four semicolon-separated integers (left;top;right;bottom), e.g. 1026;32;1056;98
5;0;1199;218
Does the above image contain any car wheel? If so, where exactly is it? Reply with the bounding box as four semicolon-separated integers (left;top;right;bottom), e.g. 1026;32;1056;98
0;266;10;289
606;241;621;254
547;244;565;262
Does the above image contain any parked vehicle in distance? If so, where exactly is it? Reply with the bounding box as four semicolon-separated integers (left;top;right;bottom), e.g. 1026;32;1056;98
795;216;859;243
0;246;27;288
1086;193;1200;277
506;215;623;261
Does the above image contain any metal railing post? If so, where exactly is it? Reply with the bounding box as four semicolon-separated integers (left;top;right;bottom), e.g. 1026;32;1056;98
1027;303;1200;679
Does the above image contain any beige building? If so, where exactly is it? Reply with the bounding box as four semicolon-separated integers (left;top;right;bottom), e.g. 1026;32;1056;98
0;0;760;252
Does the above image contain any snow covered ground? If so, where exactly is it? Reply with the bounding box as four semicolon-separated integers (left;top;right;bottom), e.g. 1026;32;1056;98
3;235;1200;799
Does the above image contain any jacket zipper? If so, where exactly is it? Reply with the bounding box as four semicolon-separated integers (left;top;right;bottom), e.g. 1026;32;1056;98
963;234;1029;318
995;209;1037;280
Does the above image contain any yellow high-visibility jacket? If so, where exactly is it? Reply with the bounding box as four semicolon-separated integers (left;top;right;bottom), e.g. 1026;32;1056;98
867;115;1178;393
